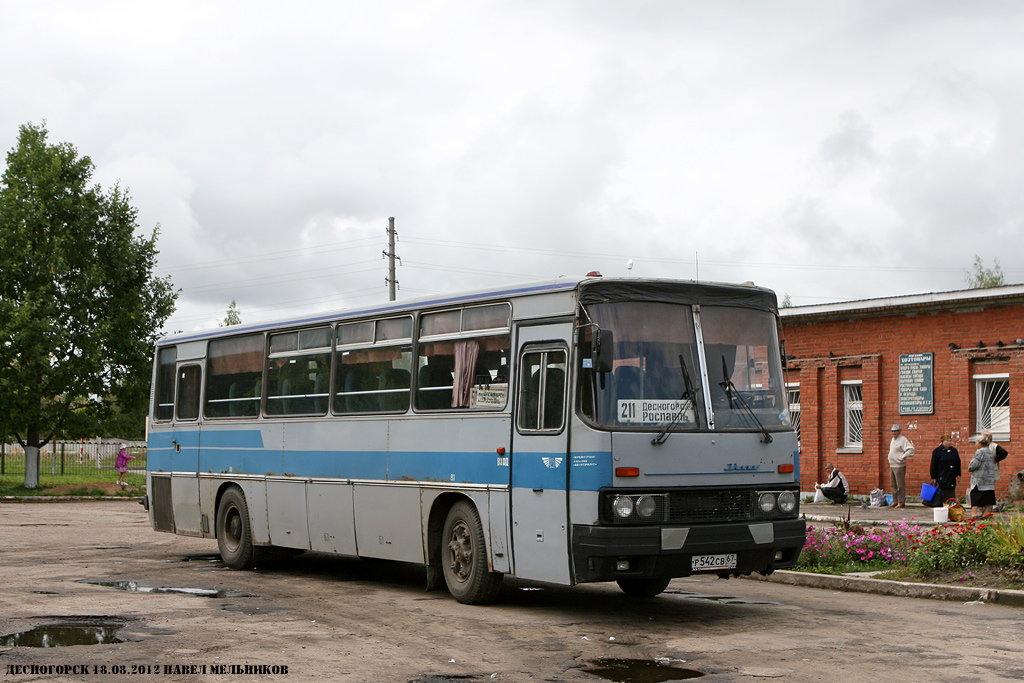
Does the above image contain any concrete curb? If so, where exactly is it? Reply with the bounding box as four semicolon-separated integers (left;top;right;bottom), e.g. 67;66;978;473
746;569;1024;607
804;513;943;527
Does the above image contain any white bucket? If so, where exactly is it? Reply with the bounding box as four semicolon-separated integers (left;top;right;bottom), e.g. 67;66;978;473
933;506;949;523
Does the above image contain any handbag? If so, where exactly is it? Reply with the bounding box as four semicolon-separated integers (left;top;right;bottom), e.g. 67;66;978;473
945;498;965;522
920;482;938;502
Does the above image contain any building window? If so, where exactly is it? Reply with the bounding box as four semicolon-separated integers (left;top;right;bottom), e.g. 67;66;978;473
786;383;801;444
843;381;863;449
975;373;1009;439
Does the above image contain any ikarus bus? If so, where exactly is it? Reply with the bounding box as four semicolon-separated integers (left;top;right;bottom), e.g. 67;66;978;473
144;275;805;604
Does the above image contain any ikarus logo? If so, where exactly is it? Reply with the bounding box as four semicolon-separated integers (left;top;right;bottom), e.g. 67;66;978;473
724;463;760;471
542;457;564;469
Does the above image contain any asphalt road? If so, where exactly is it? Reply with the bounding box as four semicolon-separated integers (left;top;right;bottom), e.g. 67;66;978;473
1;501;1022;682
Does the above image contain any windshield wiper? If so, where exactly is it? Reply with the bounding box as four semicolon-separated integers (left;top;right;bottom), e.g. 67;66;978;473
652;355;701;445
718;355;773;444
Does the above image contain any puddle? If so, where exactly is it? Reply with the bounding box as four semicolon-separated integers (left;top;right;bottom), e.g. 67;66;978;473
584;659;704;682
80;580;253;598
94;546;131;550
31;591;61;595
1;617;127;648
169;553;224;563
662;590;778;605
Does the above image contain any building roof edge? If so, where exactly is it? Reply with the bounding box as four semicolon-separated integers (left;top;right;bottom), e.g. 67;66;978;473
779;284;1024;319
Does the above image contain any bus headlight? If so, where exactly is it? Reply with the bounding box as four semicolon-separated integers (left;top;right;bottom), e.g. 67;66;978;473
613;495;634;518
635;495;657;518
758;493;776;513
777;491;797;513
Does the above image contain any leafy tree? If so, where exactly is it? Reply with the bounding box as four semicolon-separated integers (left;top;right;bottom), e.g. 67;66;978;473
781;293;793;308
965;255;1005;289
0;122;177;487
220;299;242;326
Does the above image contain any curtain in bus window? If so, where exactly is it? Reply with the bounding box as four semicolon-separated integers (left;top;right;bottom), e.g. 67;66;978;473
205;334;264;418
453;339;480;408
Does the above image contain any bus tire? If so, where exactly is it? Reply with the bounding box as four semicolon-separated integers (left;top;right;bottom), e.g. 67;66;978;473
441;501;503;604
616;577;671;597
216;487;257;570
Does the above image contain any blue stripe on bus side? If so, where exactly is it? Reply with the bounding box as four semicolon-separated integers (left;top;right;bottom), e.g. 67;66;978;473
148;431;612;490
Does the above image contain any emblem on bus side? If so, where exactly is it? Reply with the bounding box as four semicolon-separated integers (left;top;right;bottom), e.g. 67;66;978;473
542;457;564;469
724;463;760;471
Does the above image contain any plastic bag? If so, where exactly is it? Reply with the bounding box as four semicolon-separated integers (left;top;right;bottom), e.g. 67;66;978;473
813;487;825;503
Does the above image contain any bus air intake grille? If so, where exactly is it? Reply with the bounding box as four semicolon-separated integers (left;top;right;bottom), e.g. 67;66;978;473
667;490;753;523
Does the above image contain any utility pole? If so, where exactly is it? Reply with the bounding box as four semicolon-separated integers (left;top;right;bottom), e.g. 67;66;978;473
384;217;399;301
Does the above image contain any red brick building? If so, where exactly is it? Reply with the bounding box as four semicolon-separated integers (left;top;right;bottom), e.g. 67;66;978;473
779;285;1024;501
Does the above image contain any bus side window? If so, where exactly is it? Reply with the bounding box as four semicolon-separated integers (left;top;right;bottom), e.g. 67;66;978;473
154;346;177;421
205;334;264;418
176;365;201;421
517;349;566;432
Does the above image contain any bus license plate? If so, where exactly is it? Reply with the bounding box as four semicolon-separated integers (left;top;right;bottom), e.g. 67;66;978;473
691;553;737;571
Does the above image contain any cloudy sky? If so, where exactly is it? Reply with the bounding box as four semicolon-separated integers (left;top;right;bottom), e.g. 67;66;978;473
3;1;1023;333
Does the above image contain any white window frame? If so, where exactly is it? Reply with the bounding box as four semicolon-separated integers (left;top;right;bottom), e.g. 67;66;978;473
974;373;1009;440
786;382;801;445
840;380;863;452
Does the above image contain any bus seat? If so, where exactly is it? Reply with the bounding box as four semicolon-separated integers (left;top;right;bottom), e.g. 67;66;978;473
345;370;373;412
280;379;293;415
417;364;453;410
378;368;411;411
228;382;240;417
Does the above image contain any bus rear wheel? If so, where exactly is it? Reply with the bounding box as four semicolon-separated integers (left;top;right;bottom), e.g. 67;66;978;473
441;501;503;604
217;487;256;569
616;577;671;597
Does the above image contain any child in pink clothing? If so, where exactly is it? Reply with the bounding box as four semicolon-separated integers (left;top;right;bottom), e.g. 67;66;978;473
115;444;134;487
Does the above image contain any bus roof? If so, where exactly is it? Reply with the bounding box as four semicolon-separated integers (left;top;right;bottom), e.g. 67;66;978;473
158;275;778;345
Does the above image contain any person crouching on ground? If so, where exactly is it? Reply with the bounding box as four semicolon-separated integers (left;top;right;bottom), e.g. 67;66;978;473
928;434;961;507
968;434;998;519
888;424;915;508
115;444;134;487
818;463;849;504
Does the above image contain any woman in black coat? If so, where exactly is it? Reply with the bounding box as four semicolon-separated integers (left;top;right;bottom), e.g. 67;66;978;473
928;434;961;507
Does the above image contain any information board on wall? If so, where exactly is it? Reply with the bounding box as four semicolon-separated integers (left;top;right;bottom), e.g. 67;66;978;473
899;352;933;415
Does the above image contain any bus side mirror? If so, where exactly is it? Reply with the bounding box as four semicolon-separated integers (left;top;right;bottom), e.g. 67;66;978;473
593;328;614;374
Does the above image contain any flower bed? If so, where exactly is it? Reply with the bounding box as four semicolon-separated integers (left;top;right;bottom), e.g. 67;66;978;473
798;515;1024;590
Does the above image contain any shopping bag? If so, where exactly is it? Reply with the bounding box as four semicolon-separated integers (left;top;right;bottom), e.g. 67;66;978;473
920;483;938;503
813;487;825;503
945;498;965;522
869;488;886;507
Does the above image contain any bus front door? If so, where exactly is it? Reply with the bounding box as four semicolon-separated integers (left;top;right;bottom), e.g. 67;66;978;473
511;326;571;584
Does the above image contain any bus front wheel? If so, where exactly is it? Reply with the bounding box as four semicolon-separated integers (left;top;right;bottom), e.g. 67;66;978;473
616;577;671;597
441;501;503;604
217;487;256;570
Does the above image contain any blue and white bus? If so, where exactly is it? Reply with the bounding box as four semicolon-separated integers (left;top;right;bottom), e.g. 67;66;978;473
145;275;804;603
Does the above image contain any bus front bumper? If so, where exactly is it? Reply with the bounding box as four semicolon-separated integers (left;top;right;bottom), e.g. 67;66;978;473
571;518;806;584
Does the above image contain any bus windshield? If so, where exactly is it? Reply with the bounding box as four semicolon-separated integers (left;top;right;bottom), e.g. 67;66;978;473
580;302;790;433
